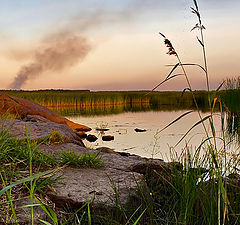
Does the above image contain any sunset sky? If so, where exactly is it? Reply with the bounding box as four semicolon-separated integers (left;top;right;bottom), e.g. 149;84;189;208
0;0;239;91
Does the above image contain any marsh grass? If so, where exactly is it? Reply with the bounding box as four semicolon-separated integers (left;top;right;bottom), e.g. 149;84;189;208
220;77;240;113
2;90;149;107
1;90;213;116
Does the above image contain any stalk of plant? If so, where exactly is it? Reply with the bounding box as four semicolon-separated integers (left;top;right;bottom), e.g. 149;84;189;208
192;1;228;223
0;173;19;224
191;0;210;100
25;127;35;225
157;33;213;147
154;0;232;224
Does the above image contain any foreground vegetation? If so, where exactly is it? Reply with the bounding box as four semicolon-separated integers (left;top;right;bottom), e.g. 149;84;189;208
0;120;239;224
0;127;103;224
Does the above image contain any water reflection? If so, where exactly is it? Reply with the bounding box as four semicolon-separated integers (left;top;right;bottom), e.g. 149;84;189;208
49;103;152;117
49;103;239;160
67;110;212;160
49;101;210;117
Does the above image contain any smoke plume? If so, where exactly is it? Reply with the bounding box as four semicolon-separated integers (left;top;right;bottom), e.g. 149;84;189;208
9;0;169;89
9;34;91;89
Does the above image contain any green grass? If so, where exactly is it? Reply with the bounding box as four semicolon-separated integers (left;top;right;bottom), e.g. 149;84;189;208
60;150;103;168
138;0;240;224
48;129;65;144
0;128;58;224
0;130;57;169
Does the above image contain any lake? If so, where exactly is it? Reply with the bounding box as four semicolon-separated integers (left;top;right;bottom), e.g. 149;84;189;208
67;109;227;160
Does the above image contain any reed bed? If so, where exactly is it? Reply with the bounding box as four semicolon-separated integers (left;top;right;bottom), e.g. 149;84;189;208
1;90;149;107
1;90;211;115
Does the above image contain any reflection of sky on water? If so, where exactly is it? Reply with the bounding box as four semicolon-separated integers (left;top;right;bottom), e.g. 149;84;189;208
67;110;227;160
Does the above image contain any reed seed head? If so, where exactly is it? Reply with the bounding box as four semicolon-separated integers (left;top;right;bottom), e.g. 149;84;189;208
160;33;177;56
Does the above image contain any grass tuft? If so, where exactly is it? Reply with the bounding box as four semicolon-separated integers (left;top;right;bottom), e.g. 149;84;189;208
48;129;65;144
60;150;103;168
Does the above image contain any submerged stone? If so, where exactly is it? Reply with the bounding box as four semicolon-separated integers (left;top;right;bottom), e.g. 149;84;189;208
102;135;114;141
86;134;98;142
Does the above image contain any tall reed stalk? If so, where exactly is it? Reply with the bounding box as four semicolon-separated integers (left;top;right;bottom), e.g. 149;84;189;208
153;0;235;224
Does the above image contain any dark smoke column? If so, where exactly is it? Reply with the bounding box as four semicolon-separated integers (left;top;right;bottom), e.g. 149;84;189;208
9;35;91;89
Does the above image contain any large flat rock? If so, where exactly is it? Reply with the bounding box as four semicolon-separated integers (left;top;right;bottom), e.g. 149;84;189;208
39;143;169;212
47;167;144;210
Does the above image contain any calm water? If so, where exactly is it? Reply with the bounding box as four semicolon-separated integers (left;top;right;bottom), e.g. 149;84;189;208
67;110;225;160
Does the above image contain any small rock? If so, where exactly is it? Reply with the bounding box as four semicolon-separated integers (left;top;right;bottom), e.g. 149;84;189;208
86;134;98;142
118;152;131;157
76;131;87;139
102;135;114;141
75;127;92;132
96;128;109;132
134;128;147;132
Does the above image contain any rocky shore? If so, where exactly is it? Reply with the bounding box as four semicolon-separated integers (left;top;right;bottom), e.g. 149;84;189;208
1;114;175;224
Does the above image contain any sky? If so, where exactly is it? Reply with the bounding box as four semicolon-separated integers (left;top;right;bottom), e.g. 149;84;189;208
0;0;239;91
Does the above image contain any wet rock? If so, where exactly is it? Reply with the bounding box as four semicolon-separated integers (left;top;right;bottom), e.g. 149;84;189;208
0;92;91;131
102;135;114;141
86;134;98;142
75;127;92;132
134;128;147;132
